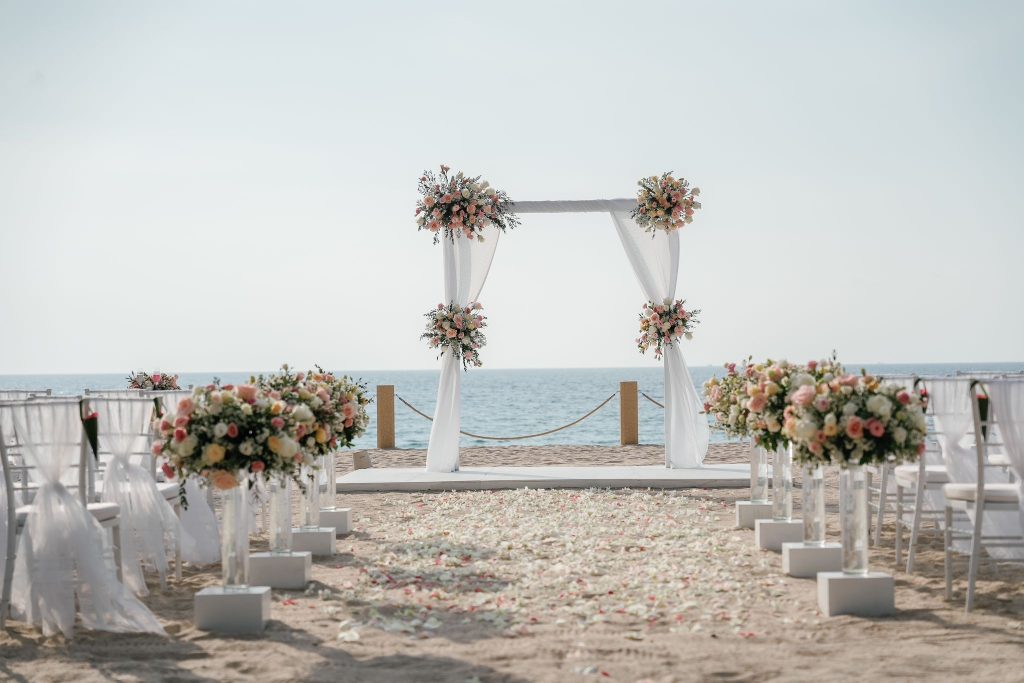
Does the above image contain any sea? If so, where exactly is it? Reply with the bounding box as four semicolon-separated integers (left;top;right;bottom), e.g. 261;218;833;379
2;364;1022;450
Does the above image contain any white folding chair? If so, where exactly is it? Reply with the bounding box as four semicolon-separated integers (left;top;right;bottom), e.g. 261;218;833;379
944;380;1024;611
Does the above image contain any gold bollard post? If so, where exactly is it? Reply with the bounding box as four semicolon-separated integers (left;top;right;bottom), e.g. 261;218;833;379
619;381;639;446
376;385;395;449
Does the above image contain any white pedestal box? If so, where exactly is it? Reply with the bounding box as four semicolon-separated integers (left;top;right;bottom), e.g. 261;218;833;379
194;586;271;634
735;501;773;529
291;527;335;556
755;519;803;551
817;571;895;617
320;508;351;536
782;542;842;578
249;551;312;589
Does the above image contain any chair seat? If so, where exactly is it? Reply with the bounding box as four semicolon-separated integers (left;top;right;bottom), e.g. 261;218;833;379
943;483;1020;504
158;481;179;501
989;452;1012;467
895;464;949;485
15;501;120;523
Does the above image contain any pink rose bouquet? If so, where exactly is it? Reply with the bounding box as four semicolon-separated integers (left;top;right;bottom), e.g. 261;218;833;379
153;383;304;507
631;172;701;234
128;370;180;390
637;299;699;360
415;165;519;243
309;367;371;449
422;302;487;370
783;374;927;467
703;357;753;438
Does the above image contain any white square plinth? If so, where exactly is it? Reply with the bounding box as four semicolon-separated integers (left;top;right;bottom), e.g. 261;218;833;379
320;508;351;536
291;527;335;556
249;551;312;589
194;586;271;634
736;501;773;529
817;571;895;617
755;519;803;551
782;542;842;578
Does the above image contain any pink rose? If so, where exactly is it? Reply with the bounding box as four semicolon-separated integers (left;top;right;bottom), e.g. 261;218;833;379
227;423;239;438
174;416;189;428
237;384;258;404
271;417;285;430
160;419;172;432
845;416;864;439
897;391;911;405
161;462;175;480
838;374;859;388
446;329;457;338
342;403;356;418
177;398;194;415
790;385;816;407
152;442;164;456
250;461;265;473
813;396;830;412
867;418;885;438
807;360;817;371
173;428;187;443
317;388;330;402
152;373;162;384
748;394;768;413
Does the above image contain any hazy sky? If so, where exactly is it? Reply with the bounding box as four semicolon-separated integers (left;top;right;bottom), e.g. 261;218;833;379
1;0;1022;374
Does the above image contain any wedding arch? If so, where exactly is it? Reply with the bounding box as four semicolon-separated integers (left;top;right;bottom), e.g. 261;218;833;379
418;175;710;473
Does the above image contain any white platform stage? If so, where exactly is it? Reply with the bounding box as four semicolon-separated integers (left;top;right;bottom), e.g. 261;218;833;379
335;463;749;492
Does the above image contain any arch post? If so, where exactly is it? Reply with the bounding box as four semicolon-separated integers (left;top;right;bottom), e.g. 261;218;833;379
376;385;395;449
619;381;639;446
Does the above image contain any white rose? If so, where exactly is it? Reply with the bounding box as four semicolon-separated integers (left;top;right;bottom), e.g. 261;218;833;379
241;403;253;415
893;427;908;445
461;188;471;198
792;373;815;388
842;402;859;417
292;404;315;423
178;434;198;457
795;419;818;441
866;394;892;419
239;440;254;456
214;422;228;438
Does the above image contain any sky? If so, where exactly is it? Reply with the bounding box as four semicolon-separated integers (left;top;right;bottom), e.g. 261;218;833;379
0;0;1022;375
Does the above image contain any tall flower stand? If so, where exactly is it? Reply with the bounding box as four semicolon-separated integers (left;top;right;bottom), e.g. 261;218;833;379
755;444;802;550
783;464;841;577
319;452;352;537
817;465;895;616
292;464;336;556
736;442;772;529
195;476;272;634
249;475;313;589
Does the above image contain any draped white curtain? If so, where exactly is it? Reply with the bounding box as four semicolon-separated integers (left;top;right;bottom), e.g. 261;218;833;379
94;398;180;595
612;211;709;468
425;229;500;472
980;379;1024;557
153;391;220;564
4;401;163;637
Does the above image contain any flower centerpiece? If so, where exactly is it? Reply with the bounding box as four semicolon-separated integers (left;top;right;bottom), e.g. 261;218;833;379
630;172;701;234
153;383;304;588
422;302;487;370
703;359;753;439
636;299;699;360
415;165;520;243
784;373;927;572
127;371;180;390
311;367;371;449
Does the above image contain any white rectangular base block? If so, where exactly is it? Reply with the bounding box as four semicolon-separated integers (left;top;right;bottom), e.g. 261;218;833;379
291;527;335;556
320;508;351;536
736;501;773;529
782;542;842;578
194;586;271;634
249;551;312;589
817;571;895;617
755;519;803;551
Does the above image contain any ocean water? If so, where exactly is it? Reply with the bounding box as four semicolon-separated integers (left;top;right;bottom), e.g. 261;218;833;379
2;363;1022;450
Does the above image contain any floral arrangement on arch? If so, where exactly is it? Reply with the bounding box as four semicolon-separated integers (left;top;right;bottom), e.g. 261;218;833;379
631;172;701;234
703;357;753;438
422;302;487;370
415;165;520;243
127;371;180;390
784;373;927;467
637;299;699;360
743;356;844;452
152;383;304;506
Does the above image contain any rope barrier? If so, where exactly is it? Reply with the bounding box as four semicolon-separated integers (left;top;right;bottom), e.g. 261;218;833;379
395;392;619;441
640;391;665;409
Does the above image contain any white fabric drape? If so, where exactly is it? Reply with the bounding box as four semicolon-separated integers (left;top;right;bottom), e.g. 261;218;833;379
425;229;500;472
93;398;180;595
612;211;709;468
980;379;1024;556
3;401;163;637
152;391;220;565
929;379;976;483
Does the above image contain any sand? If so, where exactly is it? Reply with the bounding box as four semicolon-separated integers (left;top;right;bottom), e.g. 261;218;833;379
1;444;1022;682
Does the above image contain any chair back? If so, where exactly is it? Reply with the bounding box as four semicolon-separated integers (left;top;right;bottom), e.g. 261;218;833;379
85;397;159;487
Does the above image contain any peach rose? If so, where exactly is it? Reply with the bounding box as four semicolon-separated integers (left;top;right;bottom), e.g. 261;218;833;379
210;470;239;490
845;416;864;439
236;384;259;404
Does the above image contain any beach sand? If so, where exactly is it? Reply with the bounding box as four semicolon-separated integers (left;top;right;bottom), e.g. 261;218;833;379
1;444;1022;682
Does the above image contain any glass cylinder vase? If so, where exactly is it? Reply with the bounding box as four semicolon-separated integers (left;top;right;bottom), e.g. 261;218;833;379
320;451;335;511
771;444;792;521
221;472;250;590
269;474;292;554
802;464;826;545
750;442;769;504
300;465;320;530
840;465;869;574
